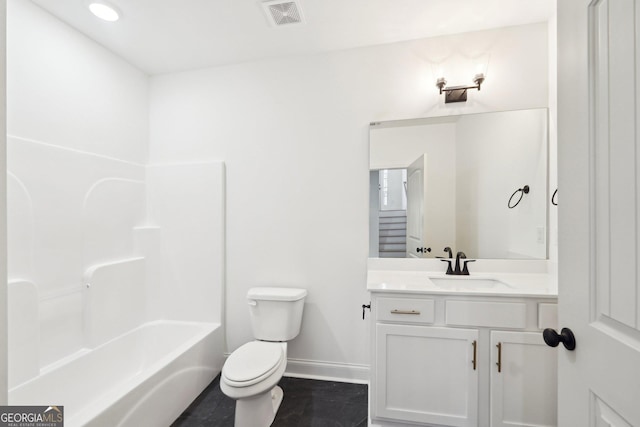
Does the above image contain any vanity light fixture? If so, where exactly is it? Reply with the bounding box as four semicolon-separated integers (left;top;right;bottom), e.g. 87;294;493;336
436;73;485;103
435;55;489;103
87;1;120;22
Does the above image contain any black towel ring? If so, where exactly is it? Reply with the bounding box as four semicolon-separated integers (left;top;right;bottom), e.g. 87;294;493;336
508;185;530;209
551;188;558;206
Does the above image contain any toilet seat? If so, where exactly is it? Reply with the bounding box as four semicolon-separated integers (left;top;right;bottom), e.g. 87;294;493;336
222;341;284;388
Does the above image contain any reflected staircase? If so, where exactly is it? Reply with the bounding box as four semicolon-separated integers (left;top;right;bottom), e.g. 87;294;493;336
378;210;407;258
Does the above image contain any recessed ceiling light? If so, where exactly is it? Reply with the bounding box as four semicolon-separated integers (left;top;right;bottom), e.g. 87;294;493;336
88;1;120;22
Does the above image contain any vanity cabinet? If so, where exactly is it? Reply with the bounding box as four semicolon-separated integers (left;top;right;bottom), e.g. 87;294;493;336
489;331;557;427
371;293;558;427
375;324;479;426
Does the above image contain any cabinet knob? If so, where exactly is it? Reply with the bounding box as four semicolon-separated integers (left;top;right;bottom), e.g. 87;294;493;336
543;327;576;351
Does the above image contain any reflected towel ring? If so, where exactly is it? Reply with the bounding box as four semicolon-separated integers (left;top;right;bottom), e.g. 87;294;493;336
551;188;558;206
508;185;530;209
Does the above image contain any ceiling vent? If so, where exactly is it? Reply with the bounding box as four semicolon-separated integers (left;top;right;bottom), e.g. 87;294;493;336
262;0;305;27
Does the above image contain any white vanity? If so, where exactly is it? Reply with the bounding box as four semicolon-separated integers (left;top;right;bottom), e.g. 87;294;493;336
367;108;557;426
367;261;558;427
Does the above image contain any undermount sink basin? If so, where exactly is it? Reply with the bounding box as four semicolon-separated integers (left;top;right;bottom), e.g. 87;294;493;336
429;277;512;291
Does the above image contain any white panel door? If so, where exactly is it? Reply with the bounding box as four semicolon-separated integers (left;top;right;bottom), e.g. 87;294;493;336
406;155;426;258
558;0;640;426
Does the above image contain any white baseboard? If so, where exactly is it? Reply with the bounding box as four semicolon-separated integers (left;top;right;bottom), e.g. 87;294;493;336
222;352;370;384
284;358;370;384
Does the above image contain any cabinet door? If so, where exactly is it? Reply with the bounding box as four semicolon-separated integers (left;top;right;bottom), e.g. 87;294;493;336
490;331;557;427
374;324;479;426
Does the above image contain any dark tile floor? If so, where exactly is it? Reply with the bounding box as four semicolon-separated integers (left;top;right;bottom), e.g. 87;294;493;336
171;375;368;427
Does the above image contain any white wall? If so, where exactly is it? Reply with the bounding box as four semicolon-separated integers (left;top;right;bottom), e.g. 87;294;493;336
370;121;457;170
150;23;549;378
7;1;148;164
456;109;548;259
548;10;559;268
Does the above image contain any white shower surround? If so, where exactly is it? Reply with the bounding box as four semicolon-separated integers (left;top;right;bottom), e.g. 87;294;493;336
6;135;226;424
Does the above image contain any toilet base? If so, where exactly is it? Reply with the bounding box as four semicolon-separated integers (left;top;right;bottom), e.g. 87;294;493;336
234;385;284;427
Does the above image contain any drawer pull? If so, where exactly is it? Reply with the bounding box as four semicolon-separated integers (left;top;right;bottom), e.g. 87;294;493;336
472;340;477;370
390;309;421;315
496;342;502;373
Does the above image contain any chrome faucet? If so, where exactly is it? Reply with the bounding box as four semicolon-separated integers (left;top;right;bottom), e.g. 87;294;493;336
441;251;475;275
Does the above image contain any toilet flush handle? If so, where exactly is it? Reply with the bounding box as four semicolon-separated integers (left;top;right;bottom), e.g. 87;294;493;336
247;300;257;306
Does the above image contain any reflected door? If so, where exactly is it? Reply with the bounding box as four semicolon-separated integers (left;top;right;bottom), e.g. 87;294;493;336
406;155;426;258
558;0;640;425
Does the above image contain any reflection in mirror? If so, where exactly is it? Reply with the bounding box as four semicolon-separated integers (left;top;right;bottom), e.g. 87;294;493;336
369;108;548;260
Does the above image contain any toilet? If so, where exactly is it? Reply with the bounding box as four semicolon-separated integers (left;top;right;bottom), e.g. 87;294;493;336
220;287;307;427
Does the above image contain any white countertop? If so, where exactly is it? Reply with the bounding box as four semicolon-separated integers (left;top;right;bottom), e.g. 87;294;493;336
367;269;558;298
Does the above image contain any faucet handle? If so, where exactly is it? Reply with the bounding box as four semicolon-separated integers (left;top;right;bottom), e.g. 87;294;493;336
441;259;454;275
462;259;476;275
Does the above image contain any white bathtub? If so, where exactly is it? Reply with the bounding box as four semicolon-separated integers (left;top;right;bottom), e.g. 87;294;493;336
9;320;224;427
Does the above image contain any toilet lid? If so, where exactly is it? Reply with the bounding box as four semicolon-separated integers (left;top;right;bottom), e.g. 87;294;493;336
223;341;284;386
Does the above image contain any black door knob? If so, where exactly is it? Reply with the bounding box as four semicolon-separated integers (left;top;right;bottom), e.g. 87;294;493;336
543;327;576;351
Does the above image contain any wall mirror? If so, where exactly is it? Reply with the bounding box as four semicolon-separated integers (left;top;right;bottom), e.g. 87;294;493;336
369;108;548;259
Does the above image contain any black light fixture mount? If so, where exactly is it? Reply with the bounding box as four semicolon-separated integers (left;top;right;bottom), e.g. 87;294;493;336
436;73;486;103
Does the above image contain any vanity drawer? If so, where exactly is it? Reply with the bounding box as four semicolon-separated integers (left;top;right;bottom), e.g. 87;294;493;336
376;297;435;324
445;300;527;328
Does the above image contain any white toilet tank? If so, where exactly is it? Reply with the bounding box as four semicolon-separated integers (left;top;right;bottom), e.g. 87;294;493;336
247;287;307;342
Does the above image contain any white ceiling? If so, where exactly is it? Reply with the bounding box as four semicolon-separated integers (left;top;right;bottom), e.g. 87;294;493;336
30;0;555;75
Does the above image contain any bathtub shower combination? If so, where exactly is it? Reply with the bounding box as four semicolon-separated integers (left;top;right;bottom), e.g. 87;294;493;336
9;258;224;427
10;318;223;427
7;137;225;427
